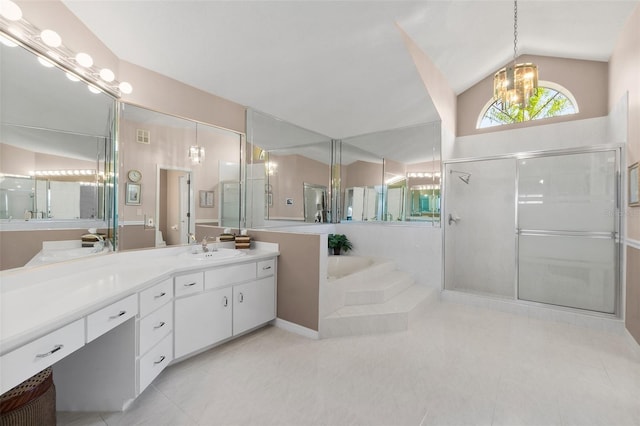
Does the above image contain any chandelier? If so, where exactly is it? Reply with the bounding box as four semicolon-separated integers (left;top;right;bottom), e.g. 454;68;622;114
493;0;538;110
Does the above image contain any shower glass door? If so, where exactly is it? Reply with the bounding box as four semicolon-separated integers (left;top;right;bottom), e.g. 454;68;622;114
517;150;619;313
444;159;517;297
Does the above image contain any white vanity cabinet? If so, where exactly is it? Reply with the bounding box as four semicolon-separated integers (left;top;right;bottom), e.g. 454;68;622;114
136;278;174;394
233;276;276;335
174;257;277;360
174;287;232;358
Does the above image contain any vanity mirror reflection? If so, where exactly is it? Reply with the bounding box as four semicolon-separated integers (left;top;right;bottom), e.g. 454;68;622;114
118;104;243;250
0;37;116;269
341;122;442;225
246;109;333;227
247;109;442;227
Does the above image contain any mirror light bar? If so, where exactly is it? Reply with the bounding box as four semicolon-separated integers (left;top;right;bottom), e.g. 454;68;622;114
0;1;133;97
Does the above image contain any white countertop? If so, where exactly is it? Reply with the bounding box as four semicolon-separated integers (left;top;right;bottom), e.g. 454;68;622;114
0;243;279;356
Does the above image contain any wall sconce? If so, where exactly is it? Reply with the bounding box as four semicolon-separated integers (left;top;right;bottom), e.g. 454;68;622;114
189;146;205;165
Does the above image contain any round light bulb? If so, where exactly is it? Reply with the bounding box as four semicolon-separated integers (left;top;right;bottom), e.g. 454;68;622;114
37;57;55;68
40;29;61;47
88;84;101;94
75;52;93;68
99;68;115;82
66;72;80;82
0;0;23;21
119;81;133;94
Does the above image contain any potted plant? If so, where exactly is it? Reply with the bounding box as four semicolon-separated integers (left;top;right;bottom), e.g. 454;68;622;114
328;234;353;255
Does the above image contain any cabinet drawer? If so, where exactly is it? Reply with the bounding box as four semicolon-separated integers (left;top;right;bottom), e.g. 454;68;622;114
139;302;173;356
174;272;204;297
139;278;173;317
86;294;138;343
257;259;276;278
0;319;84;394
204;263;255;290
139;332;173;393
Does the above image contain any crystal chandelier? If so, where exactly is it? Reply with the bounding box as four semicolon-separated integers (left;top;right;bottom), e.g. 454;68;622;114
493;0;538;110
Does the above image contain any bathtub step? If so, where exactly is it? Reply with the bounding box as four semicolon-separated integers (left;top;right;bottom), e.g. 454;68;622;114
344;270;414;306
322;285;438;338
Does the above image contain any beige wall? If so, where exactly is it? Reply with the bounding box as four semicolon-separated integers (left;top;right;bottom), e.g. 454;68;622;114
396;24;456;136
609;4;640;344
343;161;383;189
0;144;95;176
0;228;107;270
457;55;609;137
267;154;330;220
119;61;245;134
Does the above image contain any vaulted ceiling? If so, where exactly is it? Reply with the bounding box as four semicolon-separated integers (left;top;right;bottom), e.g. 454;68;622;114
63;0;638;139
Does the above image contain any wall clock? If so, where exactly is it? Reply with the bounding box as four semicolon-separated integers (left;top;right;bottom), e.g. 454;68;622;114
127;169;142;182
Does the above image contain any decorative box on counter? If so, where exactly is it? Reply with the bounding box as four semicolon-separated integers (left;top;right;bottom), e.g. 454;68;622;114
218;234;235;242
234;235;251;249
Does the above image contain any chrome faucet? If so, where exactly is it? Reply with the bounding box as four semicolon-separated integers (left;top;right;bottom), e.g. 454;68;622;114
201;236;218;252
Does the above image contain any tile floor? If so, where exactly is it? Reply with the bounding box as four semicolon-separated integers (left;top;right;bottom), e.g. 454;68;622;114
58;301;640;426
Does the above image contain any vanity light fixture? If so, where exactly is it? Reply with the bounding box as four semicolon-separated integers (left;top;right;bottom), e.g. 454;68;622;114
99;68;115;82
40;29;61;47
0;0;133;97
0;0;22;21
75;52;93;68
37;56;54;68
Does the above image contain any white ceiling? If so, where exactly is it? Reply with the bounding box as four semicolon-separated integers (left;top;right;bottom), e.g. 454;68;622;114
63;0;638;140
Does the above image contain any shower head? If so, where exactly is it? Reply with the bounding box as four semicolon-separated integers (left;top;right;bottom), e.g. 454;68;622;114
450;169;471;184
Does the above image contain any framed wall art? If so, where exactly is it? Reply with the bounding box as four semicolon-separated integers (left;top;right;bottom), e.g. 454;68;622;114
125;183;141;205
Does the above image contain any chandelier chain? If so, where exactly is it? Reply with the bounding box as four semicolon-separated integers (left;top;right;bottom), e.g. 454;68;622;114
513;0;518;60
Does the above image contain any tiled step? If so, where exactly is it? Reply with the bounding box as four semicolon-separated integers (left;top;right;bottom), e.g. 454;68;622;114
321;285;438;338
344;270;414;305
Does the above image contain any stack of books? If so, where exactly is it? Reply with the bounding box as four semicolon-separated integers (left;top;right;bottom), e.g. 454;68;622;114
234;235;251;249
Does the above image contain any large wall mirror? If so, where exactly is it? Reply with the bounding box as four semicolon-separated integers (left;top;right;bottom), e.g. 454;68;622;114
341;122;441;225
118;104;242;250
247;108;441;227
246;109;333;228
0;40;116;228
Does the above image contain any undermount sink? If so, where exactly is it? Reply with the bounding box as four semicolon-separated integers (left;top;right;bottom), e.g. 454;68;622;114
179;248;246;261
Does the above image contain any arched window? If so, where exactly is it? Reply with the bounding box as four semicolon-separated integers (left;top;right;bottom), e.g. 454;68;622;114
477;81;578;129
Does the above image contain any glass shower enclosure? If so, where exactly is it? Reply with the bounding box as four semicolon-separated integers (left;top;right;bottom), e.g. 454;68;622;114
444;147;620;314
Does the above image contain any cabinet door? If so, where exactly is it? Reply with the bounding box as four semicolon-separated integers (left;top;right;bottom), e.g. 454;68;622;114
174;288;232;359
233;277;276;336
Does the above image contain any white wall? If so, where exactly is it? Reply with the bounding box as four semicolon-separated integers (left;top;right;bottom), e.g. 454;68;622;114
453;116;609;159
335;222;442;289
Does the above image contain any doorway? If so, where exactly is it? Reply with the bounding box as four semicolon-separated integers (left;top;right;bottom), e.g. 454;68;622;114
157;167;193;246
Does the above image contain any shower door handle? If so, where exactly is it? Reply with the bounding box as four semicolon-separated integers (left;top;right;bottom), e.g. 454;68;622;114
448;213;460;225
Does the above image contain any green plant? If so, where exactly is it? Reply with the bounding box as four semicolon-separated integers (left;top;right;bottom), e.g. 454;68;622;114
328;234;353;255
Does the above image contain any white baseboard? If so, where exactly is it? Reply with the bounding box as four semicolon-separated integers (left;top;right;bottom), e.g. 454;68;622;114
273;318;319;340
625;328;640;356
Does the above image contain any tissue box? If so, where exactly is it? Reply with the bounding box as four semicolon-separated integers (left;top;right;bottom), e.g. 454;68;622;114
218;234;235;242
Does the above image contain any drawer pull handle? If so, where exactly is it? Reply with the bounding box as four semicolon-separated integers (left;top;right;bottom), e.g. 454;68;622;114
36;344;63;358
184;282;197;287
262;265;272;270
154;321;166;329
238;292;244;303
154;355;166;365
109;310;127;320
154;292;167;299
223;296;228;307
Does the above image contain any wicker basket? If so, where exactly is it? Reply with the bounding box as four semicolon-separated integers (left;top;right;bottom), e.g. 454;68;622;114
0;367;56;426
